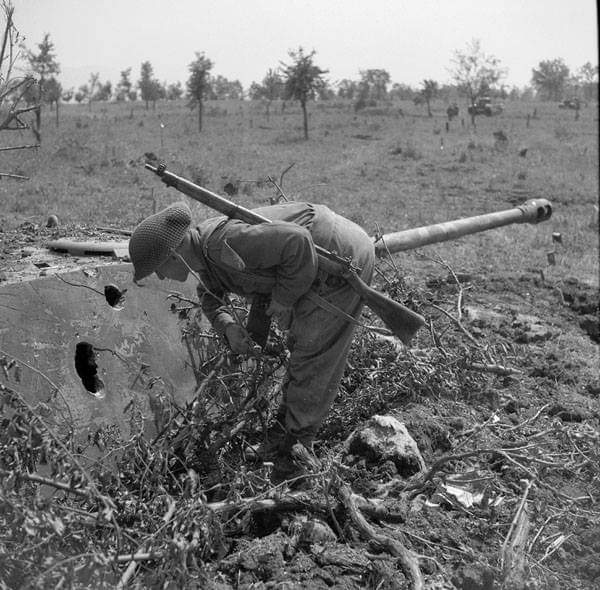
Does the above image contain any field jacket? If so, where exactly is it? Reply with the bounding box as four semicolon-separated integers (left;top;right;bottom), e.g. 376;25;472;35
190;202;328;335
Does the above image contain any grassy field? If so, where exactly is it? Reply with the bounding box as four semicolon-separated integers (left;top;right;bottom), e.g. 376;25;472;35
1;97;598;287
1;97;599;588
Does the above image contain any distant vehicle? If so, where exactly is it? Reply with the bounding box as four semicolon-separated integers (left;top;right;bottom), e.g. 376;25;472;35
467;96;504;117
558;98;584;110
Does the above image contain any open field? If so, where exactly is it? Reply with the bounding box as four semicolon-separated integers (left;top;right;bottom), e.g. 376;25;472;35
1;97;598;285
0;98;599;589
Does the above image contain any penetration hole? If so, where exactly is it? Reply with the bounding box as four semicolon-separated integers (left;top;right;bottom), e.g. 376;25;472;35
75;342;105;397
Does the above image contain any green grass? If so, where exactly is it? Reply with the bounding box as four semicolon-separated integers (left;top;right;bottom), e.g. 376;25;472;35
1;97;597;286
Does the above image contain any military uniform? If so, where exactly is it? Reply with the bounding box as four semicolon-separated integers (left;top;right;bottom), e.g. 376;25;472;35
190;202;375;445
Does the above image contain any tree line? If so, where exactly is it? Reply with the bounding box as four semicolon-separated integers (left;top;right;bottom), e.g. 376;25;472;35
14;28;600;141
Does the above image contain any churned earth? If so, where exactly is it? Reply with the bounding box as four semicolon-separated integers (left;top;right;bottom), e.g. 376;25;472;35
1;213;599;589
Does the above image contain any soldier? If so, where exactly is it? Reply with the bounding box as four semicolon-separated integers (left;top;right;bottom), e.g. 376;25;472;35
128;200;375;481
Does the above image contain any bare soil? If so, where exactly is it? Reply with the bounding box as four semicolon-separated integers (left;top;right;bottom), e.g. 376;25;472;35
1;216;599;590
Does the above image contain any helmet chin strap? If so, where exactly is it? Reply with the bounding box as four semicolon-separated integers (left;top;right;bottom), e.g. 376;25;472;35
170;249;211;295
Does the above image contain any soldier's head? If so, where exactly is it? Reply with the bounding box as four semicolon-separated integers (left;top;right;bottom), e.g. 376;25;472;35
128;201;192;283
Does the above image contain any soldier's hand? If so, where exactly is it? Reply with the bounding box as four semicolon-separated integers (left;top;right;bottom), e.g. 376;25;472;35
266;299;293;330
224;324;253;354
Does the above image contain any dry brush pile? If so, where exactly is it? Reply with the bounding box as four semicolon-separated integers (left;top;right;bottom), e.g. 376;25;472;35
1;262;599;589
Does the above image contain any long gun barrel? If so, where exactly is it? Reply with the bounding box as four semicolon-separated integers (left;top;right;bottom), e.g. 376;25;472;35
375;199;552;257
145;162;426;344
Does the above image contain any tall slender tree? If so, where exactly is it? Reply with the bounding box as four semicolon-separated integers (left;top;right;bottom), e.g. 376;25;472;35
25;32;60;140
138;61;161;109
115;68;133;101
87;72;99;110
281;47;327;140
186;52;213;132
578;62;598;101
44;76;61;126
420;79;439;117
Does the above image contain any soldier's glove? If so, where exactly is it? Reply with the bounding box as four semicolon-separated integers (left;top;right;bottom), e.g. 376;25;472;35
224;324;253;354
266;299;293;330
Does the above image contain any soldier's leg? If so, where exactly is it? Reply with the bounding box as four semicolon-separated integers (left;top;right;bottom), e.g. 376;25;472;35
283;215;375;444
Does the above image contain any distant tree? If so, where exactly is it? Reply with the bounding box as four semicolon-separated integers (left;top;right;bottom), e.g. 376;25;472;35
213;75;228;99
43;77;60;107
337;79;358;100
156;81;167;101
564;74;582;101
280;47;328;140
44;76;61;126
227;79;243;100
496;85;509;99
520;86;535;101
24;32;60;141
186;52;213;132
138;61;161;109
1;2;40;178
531;58;570;101
262;69;284;103
250;69;283;117
353;81;371;111
166;81;183;100
94;80;112;101
578;62;598;101
87;72;99;110
248;82;261;99
115;68;133;101
263;69;284;103
359;69;390;101
508;86;522;100
74;84;88;104
388;82;415;101
450;39;506;113
419;79;438;117
437;83;458;103
211;75;243;100
316;81;335;100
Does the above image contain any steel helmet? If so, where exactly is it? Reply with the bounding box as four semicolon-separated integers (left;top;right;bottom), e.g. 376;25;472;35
129;202;192;281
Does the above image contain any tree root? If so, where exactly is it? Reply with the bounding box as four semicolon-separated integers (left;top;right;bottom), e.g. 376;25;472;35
336;481;423;590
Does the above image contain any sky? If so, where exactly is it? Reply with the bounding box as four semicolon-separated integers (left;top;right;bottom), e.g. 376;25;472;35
14;0;599;93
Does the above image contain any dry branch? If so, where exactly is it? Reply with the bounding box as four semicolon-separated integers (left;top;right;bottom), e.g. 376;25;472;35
501;479;533;581
337;481;423;590
23;472;93;499
466;362;522;375
0;143;39;152
116;498;177;588
0;4;13;70
425;301;481;347
0;103;38;131
0;172;28;179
